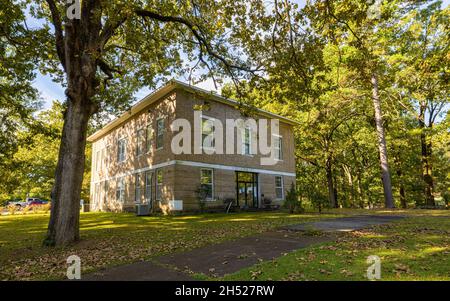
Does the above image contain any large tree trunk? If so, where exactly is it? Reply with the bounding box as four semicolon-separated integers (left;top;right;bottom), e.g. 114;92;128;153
371;72;394;208
44;15;99;246
326;158;337;208
419;105;435;206
44;100;92;246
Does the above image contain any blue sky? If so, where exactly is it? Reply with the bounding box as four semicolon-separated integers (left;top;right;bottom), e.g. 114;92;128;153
30;0;449;110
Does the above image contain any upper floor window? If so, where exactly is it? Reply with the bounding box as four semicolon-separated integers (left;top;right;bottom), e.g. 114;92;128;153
117;138;127;163
105;145;111;167
136;129;145;156
156;118;165;149
200;169;214;200
275;176;283;199
242;127;251;155
146;124;153;153
202;117;215;149
116;177;125;203
274;135;283;160
95;150;101;171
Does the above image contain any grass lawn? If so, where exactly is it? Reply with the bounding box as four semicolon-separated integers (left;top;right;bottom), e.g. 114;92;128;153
220;214;450;281
0;211;337;280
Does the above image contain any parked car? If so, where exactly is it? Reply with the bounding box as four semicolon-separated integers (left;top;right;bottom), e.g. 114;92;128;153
28;200;49;206
7;200;29;207
8;198;48;208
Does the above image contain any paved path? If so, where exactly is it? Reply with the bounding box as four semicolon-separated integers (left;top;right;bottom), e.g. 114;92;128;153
83;214;405;281
157;230;334;277
83;261;194;281
283;215;405;232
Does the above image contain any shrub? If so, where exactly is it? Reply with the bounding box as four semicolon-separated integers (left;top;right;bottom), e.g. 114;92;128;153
23;205;32;214
195;185;210;213
42;202;51;213
7;205;18;215
284;183;304;214
310;190;329;213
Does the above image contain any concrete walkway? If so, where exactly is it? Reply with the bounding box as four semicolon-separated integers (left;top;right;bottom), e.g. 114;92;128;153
83;214;405;281
283;215;405;232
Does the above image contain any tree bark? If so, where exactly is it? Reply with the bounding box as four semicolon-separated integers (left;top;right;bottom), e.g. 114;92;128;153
326;158;337;208
44;14;99;246
371;72;394;208
44;100;92;246
419;104;435;206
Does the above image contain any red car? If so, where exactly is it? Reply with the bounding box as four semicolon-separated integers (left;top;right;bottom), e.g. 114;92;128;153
28;200;49;206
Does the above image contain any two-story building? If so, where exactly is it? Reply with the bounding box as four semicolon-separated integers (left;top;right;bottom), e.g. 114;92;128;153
87;80;297;212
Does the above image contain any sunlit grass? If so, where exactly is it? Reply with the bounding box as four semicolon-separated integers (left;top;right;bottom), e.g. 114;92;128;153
0;211;336;280
219;216;450;281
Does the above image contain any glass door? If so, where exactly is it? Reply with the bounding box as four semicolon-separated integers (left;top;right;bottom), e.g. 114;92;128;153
236;172;259;208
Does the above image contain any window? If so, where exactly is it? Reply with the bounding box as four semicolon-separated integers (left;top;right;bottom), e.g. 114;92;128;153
136;129;145;156
135;174;142;203
201;117;215;149
101;147;106;170
95;183;100;205
274;135;283;160
155;169;163;200
104;180;109;204
242;127;251;155
275;176;283;199
145;171;152;203
116;177;125;203
146;125;153;153
95;150;101;171
117;138;127;162
156;118;165;149
200;169;214;200
105;145;111;166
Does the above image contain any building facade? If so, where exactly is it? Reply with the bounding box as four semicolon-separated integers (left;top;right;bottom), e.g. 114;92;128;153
88;80;297;212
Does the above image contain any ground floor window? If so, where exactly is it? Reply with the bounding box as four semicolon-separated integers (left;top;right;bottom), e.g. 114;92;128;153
104;180;109;206
156;169;163;200
135;173;142;203
116;177;125;202
145;171;152;204
200;169;214;200
275;176;284;199
94;183;100;205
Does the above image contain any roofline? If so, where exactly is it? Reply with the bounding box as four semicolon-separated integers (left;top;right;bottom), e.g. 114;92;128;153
87;79;299;142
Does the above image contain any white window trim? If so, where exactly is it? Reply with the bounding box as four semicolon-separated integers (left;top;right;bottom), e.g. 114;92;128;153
136;128;145;157
242;126;253;157
116;177;125;203
275;175;284;200
117;137;127;163
201;114;216;151
156;118;165;151
95;150;101;171
200;168;214;201
134;173;142;204
146;124;153;154
145;171;153;203
273;134;283;161
105;145;111;168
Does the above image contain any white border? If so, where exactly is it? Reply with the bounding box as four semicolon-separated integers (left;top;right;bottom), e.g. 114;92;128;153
91;160;295;184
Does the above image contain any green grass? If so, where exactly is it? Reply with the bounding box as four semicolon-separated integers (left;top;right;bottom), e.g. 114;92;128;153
1;209;448;281
219;215;450;281
0;211;337;280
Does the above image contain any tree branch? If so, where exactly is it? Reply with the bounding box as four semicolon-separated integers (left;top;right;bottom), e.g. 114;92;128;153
45;0;66;70
134;9;258;74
